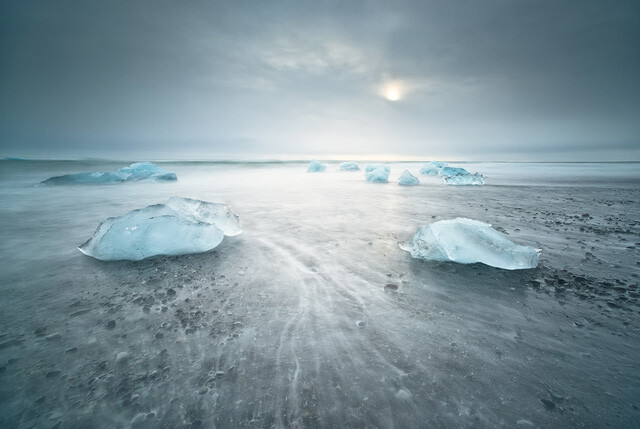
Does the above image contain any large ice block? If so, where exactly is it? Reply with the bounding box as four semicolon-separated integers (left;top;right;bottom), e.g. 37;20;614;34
399;218;540;270
79;197;242;261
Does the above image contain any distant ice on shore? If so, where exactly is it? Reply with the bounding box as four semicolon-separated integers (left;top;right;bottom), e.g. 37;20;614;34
42;162;177;184
339;161;360;171
365;164;391;183
307;159;327;172
444;172;485;186
419;161;446;175
398;169;420;186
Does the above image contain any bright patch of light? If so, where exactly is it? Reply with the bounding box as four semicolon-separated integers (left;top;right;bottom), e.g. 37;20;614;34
379;80;406;101
386;87;401;101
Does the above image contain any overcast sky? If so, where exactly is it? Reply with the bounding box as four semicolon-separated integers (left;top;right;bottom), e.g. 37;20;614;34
1;0;639;160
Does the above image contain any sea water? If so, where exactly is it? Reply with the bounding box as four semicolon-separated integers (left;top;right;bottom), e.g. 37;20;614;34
1;159;639;427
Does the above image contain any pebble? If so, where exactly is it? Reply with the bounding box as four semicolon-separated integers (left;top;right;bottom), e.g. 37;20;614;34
70;309;90;317
0;338;25;349
34;327;47;337
384;283;399;291
199;386;209;394
540;398;556;410
131;413;146;427
115;352;131;365
45;370;62;379
45;333;62;341
395;389;412;401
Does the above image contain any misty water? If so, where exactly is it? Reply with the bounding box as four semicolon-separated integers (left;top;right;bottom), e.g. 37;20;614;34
1;159;639;428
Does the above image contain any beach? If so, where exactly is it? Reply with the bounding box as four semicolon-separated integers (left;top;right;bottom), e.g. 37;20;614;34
1;159;639;427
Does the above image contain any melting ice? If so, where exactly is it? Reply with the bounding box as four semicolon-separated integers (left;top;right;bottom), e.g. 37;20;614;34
444;173;485;186
307;159;327;172
398;169;420;186
365;165;391;183
339;161;361;171
42;162;177;184
399;217;540;270
79;197;242;261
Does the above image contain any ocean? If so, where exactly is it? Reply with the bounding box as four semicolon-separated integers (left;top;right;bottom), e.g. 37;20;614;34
1;159;639;427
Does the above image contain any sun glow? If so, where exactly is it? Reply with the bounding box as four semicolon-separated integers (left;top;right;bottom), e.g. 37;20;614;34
380;81;405;101
385;87;401;101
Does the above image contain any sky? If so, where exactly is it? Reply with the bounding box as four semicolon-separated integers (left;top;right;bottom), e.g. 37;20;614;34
1;0;639;161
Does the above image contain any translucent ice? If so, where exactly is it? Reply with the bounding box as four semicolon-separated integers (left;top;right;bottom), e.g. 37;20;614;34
419;161;446;175
339;162;361;171
42;162;177;184
439;166;469;177
79;197;242;261
365;165;390;183
398;170;420;186
307;159;327;172
399;218;540;270
365;163;390;173
443;173;485;186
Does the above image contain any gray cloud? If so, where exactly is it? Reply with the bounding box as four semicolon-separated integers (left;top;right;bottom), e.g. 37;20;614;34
1;0;638;160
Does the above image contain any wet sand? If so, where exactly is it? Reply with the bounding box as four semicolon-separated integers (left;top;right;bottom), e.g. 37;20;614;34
1;160;639;428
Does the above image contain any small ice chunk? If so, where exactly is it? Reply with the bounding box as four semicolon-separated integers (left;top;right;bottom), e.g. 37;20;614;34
399;218;540;270
395;389;412;401
419;161;446;175
443;173;485;186
398;170;419;186
439;166;469;177
339;161;360;171
42;162;177;184
116;162;177;181
307;159;327;172
79;197;242;261
364;163;390;173
365;165;390;183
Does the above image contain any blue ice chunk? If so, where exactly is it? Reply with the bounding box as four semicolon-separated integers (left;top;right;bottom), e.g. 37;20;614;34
419;161;446;175
365;163;389;173
443;173;485;186
79;197;242;261
42;162;177;184
116;162;177;181
365;165;390;183
339;162;361;171
399;218;540;270
439;166;469;177
398;170;420;186
307;159;327;172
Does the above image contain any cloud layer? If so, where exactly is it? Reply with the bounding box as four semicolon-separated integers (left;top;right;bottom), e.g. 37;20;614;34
1;1;638;160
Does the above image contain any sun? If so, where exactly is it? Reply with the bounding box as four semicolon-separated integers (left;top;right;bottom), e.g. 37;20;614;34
385;87;401;101
380;81;405;101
